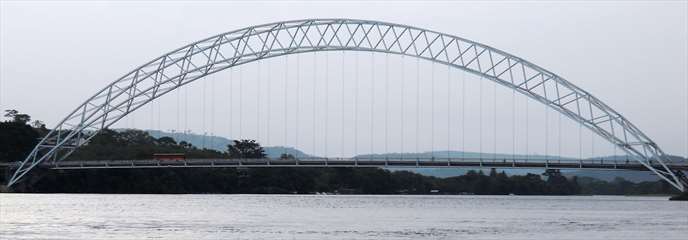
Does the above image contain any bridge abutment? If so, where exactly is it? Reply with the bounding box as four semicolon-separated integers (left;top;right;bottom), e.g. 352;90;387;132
669;191;688;201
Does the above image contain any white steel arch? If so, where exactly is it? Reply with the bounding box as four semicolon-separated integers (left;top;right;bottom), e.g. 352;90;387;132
8;19;685;191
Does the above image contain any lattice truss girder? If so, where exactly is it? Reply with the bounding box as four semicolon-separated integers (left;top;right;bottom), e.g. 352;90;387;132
9;19;684;191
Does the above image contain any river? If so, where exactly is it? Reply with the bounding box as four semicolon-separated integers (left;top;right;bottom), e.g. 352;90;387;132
1;194;686;239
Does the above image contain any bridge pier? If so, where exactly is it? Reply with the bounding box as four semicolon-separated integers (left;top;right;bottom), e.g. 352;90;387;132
1;163;13;192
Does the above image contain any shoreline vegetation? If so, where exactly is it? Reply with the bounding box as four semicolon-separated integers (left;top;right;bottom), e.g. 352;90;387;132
4;167;678;195
0;110;682;197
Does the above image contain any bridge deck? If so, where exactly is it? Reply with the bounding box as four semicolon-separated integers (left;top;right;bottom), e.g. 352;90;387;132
6;158;684;171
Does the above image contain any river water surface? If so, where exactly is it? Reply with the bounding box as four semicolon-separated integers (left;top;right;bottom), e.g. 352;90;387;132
1;194;686;239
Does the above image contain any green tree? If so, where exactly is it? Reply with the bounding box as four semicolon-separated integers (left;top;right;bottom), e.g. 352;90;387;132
31;120;46;129
4;109;31;124
227;139;266;158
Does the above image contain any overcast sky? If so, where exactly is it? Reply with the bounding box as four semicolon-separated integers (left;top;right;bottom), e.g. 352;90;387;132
1;1;686;158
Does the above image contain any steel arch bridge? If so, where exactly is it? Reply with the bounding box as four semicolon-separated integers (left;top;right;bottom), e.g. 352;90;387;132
7;19;686;191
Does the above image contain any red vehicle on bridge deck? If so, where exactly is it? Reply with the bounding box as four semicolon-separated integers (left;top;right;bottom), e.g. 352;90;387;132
153;153;186;161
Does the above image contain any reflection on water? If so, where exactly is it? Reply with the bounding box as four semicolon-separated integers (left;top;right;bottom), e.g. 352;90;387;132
1;194;686;240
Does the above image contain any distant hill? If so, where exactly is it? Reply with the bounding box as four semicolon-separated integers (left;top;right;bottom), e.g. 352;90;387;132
563;170;661;182
392;166;666;183
147;130;231;152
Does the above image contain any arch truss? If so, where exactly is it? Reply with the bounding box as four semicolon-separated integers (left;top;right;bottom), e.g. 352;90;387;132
8;19;686;191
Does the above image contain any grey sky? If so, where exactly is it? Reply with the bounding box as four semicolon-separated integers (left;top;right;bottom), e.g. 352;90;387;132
1;1;686;158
